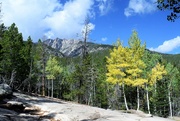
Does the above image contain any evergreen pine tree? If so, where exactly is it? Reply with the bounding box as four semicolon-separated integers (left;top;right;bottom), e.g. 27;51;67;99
0;23;25;88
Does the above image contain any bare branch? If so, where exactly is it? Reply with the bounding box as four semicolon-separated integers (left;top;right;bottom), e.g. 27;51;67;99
0;2;2;23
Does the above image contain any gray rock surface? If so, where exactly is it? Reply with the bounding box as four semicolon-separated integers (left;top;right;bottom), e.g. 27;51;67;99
0;83;12;98
0;92;176;121
0;93;52;121
43;38;111;57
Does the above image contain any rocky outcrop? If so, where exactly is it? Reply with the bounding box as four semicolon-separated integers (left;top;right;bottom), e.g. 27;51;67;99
43;38;112;57
0;83;12;98
0;93;52;121
1;92;174;121
0;107;43;121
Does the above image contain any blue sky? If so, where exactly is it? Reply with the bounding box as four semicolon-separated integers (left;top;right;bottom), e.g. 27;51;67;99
1;0;180;54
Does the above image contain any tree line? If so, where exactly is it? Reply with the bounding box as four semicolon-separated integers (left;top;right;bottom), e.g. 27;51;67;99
0;23;180;118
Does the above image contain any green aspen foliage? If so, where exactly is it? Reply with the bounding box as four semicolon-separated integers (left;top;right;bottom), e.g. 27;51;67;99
46;56;62;80
165;63;179;83
127;30;147;87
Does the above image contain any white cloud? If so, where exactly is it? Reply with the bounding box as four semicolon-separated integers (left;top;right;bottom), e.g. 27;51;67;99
1;0;95;41
124;0;156;17
149;36;180;53
101;37;107;41
96;0;113;16
43;0;95;40
1;0;61;41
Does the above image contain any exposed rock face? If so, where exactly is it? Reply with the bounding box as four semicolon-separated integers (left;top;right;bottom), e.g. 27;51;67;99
0;93;52;121
0;107;42;121
44;38;112;57
6;101;25;112
0;92;175;121
0;83;12;98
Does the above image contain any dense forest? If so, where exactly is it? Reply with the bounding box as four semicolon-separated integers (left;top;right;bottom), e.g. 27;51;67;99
0;22;180;118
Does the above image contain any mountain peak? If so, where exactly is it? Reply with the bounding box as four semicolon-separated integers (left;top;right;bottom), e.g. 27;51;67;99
43;38;112;57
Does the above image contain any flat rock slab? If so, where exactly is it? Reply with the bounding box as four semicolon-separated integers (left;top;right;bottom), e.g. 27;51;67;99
1;92;175;121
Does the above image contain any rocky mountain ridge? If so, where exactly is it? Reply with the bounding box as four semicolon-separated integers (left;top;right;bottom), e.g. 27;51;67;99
43;38;112;57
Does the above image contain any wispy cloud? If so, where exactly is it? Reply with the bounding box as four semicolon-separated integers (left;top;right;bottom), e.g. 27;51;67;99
149;36;180;53
1;0;98;41
124;0;156;17
101;37;107;41
96;0;113;16
43;0;94;40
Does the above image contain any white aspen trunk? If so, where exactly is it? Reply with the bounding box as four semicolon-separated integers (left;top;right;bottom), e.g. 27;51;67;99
137;86;140;111
28;58;33;93
168;83;173;118
93;79;96;106
51;79;53;97
154;82;157;114
88;93;92;105
122;83;129;110
146;84;150;114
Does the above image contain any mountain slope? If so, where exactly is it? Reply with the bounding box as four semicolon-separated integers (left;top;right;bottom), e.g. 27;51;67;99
33;42;64;57
43;38;112;57
43;38;180;68
162;54;180;68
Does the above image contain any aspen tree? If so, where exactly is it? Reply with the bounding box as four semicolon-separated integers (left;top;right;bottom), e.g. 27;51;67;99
46;56;62;97
106;40;130;110
142;51;163;114
127;31;147;111
149;63;167;86
165;63;179;117
148;62;167;114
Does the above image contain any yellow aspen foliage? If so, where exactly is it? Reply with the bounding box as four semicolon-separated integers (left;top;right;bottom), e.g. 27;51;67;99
126;60;148;87
107;31;148;88
149;63;167;86
106;40;130;85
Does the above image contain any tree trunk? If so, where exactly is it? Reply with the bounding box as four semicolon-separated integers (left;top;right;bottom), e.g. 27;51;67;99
88;93;92;106
137;86;140;111
51;79;53;97
42;45;46;96
146;84;151;114
42;57;45;96
9;70;16;88
122;83;129;110
82;17;89;58
42;77;45;96
168;83;172;118
93;79;96;106
154;82;157;114
48;80;50;97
